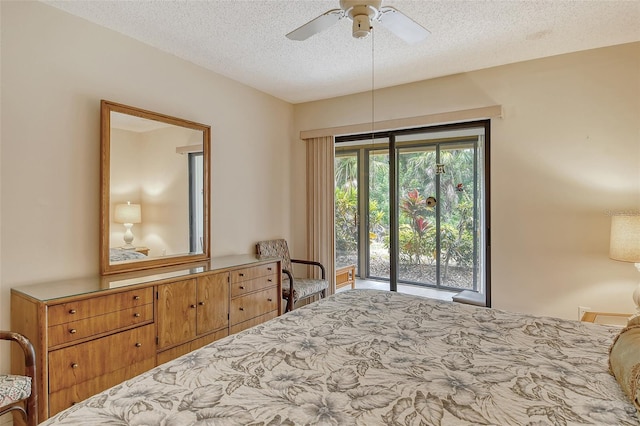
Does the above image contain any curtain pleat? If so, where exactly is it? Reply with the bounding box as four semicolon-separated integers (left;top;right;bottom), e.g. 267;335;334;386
305;136;335;294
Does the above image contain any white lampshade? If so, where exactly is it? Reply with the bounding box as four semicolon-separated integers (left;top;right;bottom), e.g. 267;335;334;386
610;214;640;314
609;214;640;262
114;202;142;224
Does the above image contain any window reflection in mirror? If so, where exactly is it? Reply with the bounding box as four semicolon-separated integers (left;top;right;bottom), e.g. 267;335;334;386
101;100;210;275
188;152;204;253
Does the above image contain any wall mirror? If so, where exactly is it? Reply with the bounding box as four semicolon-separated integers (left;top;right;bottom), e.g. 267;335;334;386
100;100;210;275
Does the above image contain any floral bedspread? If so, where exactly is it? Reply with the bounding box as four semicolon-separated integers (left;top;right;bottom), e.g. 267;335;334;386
109;248;146;262
41;289;638;425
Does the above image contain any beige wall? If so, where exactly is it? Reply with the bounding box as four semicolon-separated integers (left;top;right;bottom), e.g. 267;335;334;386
109;128;144;248
138;126;194;256
294;42;640;320
0;0;294;379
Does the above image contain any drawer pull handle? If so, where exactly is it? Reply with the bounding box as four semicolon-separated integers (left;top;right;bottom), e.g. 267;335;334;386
199;301;205;306
267;279;272;282
133;313;141;318
135;343;142;347
190;304;197;309
267;298;273;302
69;309;76;314
239;307;244;311
133;296;141;300
71;363;78;369
239;273;244;277
69;329;77;334
239;286;245;290
267;267;272;271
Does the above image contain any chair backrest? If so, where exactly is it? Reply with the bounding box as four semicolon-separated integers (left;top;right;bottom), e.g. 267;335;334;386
256;239;293;274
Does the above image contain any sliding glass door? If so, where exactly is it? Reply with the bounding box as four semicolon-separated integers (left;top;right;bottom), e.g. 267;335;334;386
335;137;391;280
368;148;390;280
395;132;484;291
335;121;490;302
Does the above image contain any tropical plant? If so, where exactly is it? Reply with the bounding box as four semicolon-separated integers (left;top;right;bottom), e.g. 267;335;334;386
335;155;357;189
335;186;358;253
369;199;386;242
400;189;430;224
396;189;432;263
441;198;474;275
337;143;478;289
395;147;476;282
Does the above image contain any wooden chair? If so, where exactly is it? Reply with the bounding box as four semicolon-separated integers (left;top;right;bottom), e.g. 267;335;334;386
0;331;37;426
256;239;328;312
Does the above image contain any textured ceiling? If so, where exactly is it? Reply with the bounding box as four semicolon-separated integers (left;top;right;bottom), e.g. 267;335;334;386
44;0;640;104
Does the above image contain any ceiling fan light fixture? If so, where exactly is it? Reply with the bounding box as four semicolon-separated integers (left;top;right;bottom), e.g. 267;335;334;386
352;14;371;39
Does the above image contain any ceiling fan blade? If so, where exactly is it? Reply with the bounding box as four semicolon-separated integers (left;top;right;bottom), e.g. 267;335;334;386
286;9;344;41
377;6;430;44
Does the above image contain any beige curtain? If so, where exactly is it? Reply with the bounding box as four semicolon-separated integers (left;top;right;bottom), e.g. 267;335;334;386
305;136;335;294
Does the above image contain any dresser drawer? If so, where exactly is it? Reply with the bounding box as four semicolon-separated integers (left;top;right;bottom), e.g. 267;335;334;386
230;311;278;334
230;287;279;325
48;304;153;347
48;324;155;392
230;274;278;297
48;356;155;416
48;287;154;326
230;263;278;284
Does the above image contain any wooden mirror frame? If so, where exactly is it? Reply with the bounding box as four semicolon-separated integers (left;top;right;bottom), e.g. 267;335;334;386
100;100;211;275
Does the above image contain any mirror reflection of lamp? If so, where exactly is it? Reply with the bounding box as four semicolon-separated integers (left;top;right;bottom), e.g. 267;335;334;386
609;214;640;313
114;201;142;249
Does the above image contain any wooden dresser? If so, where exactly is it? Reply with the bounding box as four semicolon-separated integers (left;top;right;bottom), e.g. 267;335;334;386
10;254;281;422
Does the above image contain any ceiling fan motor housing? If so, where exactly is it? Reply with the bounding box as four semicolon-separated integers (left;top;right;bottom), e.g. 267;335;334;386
340;0;382;38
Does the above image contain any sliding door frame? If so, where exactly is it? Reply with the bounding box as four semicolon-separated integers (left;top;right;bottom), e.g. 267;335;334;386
336;119;492;306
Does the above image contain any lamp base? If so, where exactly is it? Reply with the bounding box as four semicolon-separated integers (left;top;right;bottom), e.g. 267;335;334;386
122;223;136;249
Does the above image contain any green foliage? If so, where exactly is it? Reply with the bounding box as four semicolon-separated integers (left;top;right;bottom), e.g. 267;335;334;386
396;189;432;263
336;143;479;287
400;189;430;224
335;155;357;189
369;199;385;241
397;224;432;264
335;186;358;253
368;153;390;229
395;188;475;270
395;146;477;276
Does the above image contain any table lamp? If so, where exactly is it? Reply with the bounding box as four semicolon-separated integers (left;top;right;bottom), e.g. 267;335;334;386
609;214;640;313
114;201;142;249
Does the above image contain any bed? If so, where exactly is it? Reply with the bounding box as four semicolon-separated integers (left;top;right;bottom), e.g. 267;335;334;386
41;289;639;425
109;248;147;262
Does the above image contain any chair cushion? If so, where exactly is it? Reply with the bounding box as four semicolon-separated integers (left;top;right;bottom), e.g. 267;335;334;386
0;374;31;408
283;277;328;301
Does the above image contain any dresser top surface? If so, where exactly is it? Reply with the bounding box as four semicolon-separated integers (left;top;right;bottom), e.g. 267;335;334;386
12;254;279;302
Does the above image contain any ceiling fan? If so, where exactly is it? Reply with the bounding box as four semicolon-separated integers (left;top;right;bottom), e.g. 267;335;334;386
286;0;430;44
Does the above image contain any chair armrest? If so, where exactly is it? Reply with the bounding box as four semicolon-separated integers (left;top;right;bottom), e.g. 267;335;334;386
282;268;294;288
291;259;326;279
